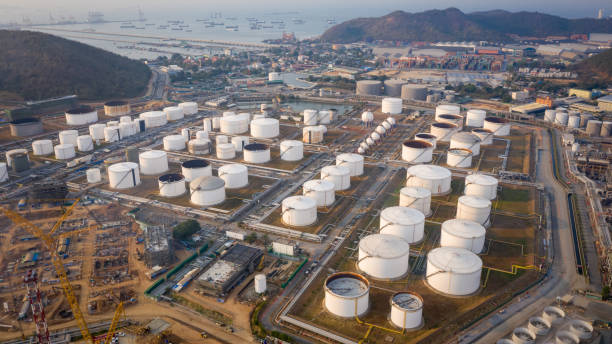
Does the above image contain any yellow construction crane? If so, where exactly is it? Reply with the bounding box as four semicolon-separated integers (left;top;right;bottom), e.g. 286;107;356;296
1;203;125;344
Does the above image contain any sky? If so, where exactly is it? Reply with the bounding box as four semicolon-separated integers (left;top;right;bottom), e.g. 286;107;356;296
1;0;611;22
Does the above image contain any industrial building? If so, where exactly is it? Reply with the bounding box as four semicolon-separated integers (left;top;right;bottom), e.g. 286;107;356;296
596;95;612;112
143;225;174;268
197;244;263;296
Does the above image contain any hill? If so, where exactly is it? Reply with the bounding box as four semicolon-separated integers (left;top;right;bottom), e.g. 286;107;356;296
320;8;612;43
573;48;612;88
0;30;151;101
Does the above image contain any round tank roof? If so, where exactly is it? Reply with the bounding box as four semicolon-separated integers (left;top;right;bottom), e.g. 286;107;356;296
466;173;497;186
381;206;425;225
407;165;451;180
244;143;268;151
140;150;166;159
322;165;350;176
472;128;493;133
403;140;432;148
400;187;431;198
104;100;128;106
218;163;247;174
159;173;185;183
252;118;278;125
432;122;458;129
428;247;482;273
442;219;485;239
459;195;491;208
108;162;138;173
358;80;382;85
439;114;462;120
66;106;95;114
484;117;508;124
190;176;225;191
281;140;303;147
452;132;480;144
283;195;316;210
10;117;41;125
337;153;363;162
359;234;410;259
448;148;472;156
325;272;370;298
391;292;423;310
304;179;335;191
415;133;436;140
182;159;210;168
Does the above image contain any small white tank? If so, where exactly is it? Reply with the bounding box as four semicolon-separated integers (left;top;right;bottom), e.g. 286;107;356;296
254;274;267;294
282;195;317;226
568;115;580;128
163;135;186;151
381;97;403;114
447;148;473;168
318;110;332;124
554;112;569;126
215;134;229;145
542;306;565;325
231;136;250;152
483;117;511;136
158;173;186;197
190;176;225;206
203;118;213;131
426;247;482;296
450;132;481;156
303;109;319;125
512;327;535;344
104;126;119;142
178;102;198;115
321;165;351;191
465;173;498;200
76;135;94;152
544;109;556;122
216;143;236;159
280;140;304;161
218;163;248;188
471;128;494;145
406;164;451;195
435;104;460;121
120;115;131;123
437;114;464;129
54;144;76;160
380;206;425;243
358;234;410;280
402;140;433;163
430;122;459;142
59;130;79;146
303;126;325;144
456;195;491;226
181;159;212;182
89;124;106;141
86;168;101;183
139;150;169;175
414;133;437;149
399;187;431;216
212;116;221;129
188;139;211;155
164;106;184;121
466;109;486;127
440;219;486;253
108;162;140;189
243;143;270;163
303;179;335;207
336;153;364;176
389;292;423;329
181;128;190;141
32;140;54;156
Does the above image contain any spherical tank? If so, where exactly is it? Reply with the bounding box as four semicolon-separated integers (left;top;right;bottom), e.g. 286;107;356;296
336;153;364;176
164;106;184;121
220;115;249;134
450;132;480;155
251;118;279;138
356;80;381;96
86;168;101;183
402;140;433;163
447;148;473;168
65;106;98;125
243;143;270;163
324;272;370;318
435;104;460;121
140;111;167;128
381;98;403;114
188;139;211;155
384;79;406;97
512;327;535;344
361;111;374;124
466;109;486;127
280;140;304;161
303;179;335;207
401;84;427;101
303;126;324;144
32;140;54;156
370;132;381;142
178;102;198;115
282;195;317;226
366;137;375;146
440;219;486;253
426;247;482;296
108;162;140;189
254;274;267;294
465;174;498;200
218;164;248;188
76;135;94;152
390;292;423;329
9;118;43;137
104;100;130;117
414;133;437;149
380;206;425;243
471;128;494;145
216;143;236;159
54;144;76;160
430;122;458;142
158;173;186;197
399;187;432;216
181;159;212;182
104;126;120;142
59;130;79;146
483;117;510;136
321;165;350;191
190;176;225;206
406;165;452;195
89;124;106;141
456;195;491;226
212;117;221;130
358;234;410;280
139;150;169;175
303;109;319;125
437;114;464;129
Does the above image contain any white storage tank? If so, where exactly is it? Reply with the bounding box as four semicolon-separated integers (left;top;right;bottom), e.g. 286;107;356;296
6;149;28;167
107;120;119;127
554;112;569;126
139;150;169;175
471;128;494;145
140;111;167;128
280;140;304;161
120;115;131;123
158;173;186;197
215;135;229;145
465;174;498;200
466;109;486;127
282;195;317;226
250;118;279;138
542;306;565;325
381;97;403;114
457;195;491;226
220;115;249;134
483;117;511;136
178;102;198;115
190;176;225;206
196;130;209;139
164;106;184;121
389;292;423;329
65;106;98;125
303;179;335;207
212;116;221;130
230;136;249;152
163;135;186;151
336;153;364;176
399;187;431;217
447;148;473;168
426;247;482;296
119;122;133;138
406;165;451;195
527;316;551;336
414;133;437;149
54;144;76;160
370;132;381;143
358;234;410;280
435;104;460;121
181;128;190;141
89;123;106;141
361;111;374;125
181;159;212;182
254;274;267;294
568;115;580;129
440;219;486;253
324;272;369;318
512;328;535;344
218;163;248;188
303;126;325;144
375;125;386;136
437;114;464;129
32;140;54;156
380;206;425;244
108;162;140;189
544;109;556;122
86;168;101;183
430;122;459;142
203;118;213;131
318;110;332;124
216;143;236;159
321;165;351;191
450;132;480;156
303;109;319;125
402;140;433;163
188;139;212;155
76;135;94;152
59;130;79;146
568;319;593;340
243;143;270;163
104;126;120;143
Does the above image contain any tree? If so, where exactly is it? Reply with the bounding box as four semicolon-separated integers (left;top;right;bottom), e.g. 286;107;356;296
172;220;200;240
603;286;610;301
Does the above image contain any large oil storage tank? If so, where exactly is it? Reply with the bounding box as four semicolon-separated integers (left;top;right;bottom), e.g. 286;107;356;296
218;163;248;188
406;165;451;195
76;135;94;152
336;153;364;176
321;165;351;191
568;115;580;129
318;110;333;124
243;143;270;163
9;118;43;137
600;121;612;137
0;163;7;182
358;234;410;280
471;128;494;145
586;120;602;137
250;118;279;138
384;79;406;97
104;100;130;117
380;206;425;243
216;143;236;159
140;111;167;128
324;272;369;318
402;140;433;163
456;195;491;226
542;306;565;325
86;168;101;183
390;292;423;329
282;195;317;226
181;159;212;182
437;114;464;129
59;130;79;146
451;132;481;156
108;162;140;189
163;135;186;151
158;173;186;197
164;106;184;121
303;126;325;144
381;98;403;114
6;149;28;167
231;136;249;152
527;316;551;337
54;144;76;160
280;140;304;161
401;84;427;101
179;102;198;115
544;109;555;122
579;113;593;127
188;138;212;155
356;80;382;96
414;133;437;149
139;150;169;175
426;247;482;296
568;319;593;340
196;130;209;139
190;176;225;206
399;187;432;216
466;109;486;127
435;104;460;121
104;126;120;142
303;109;318;125
220;115;248;134
430;122;458;142
483;117;510;136
303;179;335;207
554;111;569;126
65;106;98;125
89;123;106;141
447;148;473;168
215;135;229;145
440;219;486;253
32;140;54;156
465;174;498;200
